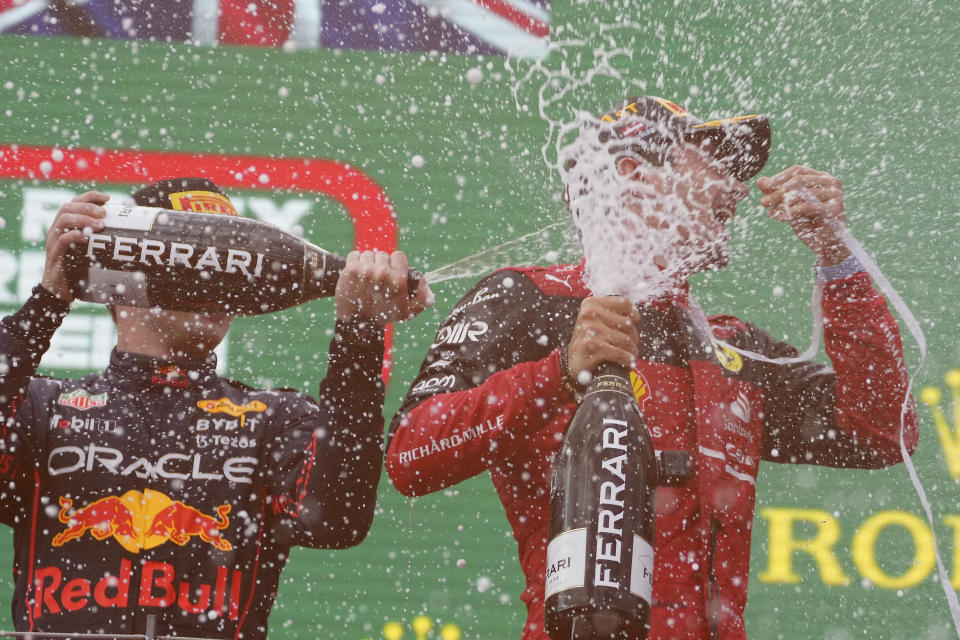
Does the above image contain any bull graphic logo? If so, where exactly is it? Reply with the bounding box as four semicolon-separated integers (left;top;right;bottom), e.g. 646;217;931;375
921;368;960;481
52;489;232;553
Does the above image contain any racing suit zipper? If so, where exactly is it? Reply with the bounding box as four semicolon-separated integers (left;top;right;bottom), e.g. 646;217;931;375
707;519;720;640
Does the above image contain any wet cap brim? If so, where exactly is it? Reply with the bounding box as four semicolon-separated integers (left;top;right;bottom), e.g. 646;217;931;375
683;114;771;182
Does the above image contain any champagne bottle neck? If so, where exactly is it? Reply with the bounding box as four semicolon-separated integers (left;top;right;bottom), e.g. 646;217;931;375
593;362;629;380
583;362;635;399
300;247;345;300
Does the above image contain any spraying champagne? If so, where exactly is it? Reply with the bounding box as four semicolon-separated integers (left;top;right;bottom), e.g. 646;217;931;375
64;204;422;315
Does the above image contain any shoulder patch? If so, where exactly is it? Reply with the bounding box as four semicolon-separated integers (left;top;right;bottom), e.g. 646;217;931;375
500;264;589;297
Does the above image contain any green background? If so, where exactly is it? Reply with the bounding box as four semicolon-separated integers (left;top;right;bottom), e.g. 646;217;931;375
1;0;959;637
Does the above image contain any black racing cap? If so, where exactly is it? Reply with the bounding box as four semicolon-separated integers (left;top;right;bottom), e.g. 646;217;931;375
588;96;771;182
132;177;239;216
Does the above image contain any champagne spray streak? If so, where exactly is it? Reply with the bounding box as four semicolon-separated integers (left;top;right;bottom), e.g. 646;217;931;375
423;222;578;284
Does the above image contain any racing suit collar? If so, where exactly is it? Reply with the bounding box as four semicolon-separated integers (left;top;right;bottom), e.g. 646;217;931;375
105;348;219;390
574;259;691;309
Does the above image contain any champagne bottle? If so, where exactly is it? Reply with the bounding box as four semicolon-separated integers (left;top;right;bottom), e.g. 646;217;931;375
63;204;421;315
545;363;658;640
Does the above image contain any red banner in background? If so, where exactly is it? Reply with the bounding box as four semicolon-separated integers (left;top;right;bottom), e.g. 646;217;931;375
0;144;403;384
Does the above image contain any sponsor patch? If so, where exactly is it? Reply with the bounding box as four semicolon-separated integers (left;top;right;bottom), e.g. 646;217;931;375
47;444;257;484
431;321;488;348
411;374;457;395
397;415;505;465
167;190;238;216
630;371;651;408
57;389;108;411
197;397;267;428
731;391;751;423
31;559;243;621
152;364;191;388
713;343;743;373
52;489;232;553
451;286;500;315
53;414;120;434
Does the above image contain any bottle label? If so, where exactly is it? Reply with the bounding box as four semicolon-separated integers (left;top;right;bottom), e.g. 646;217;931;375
584;374;634;400
545;528;587;600
629;535;654;604
103;204;160;231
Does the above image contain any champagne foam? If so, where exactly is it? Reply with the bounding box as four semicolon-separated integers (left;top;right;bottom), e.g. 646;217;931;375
558;112;733;302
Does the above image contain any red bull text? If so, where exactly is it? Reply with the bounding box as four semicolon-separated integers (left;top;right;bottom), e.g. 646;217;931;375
31;560;243;620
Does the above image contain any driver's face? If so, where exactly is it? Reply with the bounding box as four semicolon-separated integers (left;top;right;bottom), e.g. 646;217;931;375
616;140;748;271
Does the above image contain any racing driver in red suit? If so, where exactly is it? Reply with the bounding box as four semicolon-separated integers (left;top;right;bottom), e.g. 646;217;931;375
0;178;431;638
386;97;918;640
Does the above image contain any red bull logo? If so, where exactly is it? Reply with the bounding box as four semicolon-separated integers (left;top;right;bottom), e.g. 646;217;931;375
197;397;267;428
52;496;137;547
146;501;232;551
151;364;190;388
52;489;232;553
57;389;108;411
32;560;243;621
167;190;238;216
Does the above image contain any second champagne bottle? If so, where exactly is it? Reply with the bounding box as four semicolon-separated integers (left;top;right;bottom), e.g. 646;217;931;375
64;204;421;315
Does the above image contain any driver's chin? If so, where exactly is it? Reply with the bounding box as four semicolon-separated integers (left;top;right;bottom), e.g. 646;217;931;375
161;311;231;349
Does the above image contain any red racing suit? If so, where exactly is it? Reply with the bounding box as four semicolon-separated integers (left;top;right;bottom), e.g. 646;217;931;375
0;286;386;639
386;262;918;640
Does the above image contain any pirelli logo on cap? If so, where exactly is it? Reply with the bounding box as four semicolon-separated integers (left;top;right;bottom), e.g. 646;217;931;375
168;190;238;216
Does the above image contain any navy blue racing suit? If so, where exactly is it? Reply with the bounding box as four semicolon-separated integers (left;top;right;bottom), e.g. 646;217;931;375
0;286;385;639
